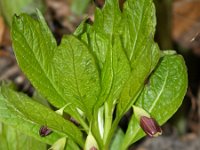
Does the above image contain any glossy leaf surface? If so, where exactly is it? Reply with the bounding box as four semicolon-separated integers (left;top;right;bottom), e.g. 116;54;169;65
53;35;100;119
0;123;46;150
11;11;100;122
121;54;188;149
0;86;84;147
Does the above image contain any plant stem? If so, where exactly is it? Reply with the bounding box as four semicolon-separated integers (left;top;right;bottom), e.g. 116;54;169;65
104;116;121;149
103;102;112;144
91;109;104;149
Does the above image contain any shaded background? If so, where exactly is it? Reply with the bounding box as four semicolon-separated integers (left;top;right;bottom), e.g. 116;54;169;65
0;0;200;149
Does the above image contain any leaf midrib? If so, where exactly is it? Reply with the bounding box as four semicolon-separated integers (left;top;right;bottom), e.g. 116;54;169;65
128;1;145;60
68;40;86;112
14;28;66;108
149;61;169;113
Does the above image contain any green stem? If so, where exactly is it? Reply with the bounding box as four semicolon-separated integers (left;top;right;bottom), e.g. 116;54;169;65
79;117;89;133
104;116;121;149
103;102;113;144
91;109;104;150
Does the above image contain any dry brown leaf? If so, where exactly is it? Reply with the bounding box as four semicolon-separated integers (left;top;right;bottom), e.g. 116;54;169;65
0;17;5;45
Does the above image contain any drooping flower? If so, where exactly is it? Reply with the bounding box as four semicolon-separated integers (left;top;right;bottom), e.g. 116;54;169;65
133;105;162;137
140;116;162;137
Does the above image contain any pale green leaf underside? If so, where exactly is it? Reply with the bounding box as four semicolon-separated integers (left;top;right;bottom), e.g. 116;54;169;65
122;54;188;149
0;86;84;147
0;123;46;150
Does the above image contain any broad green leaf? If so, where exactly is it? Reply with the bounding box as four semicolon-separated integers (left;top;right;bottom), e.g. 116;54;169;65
96;36;130;142
53;35;100;120
0;86;84;147
96;36;131;108
121;0;156;62
0;91;60;145
75;0;130;111
74;1;125;144
92;0;122;36
10;0;188;149
11;11;93;126
74;1;131;142
0;123;46;150
117;40;160;118
121;54;188;149
75;0;122;68
116;0;160;117
11;11;63;108
75;0;160;116
75;0;160;145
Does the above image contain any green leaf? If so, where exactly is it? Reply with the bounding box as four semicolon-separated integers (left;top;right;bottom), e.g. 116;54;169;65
11;11;95;126
99;36;130;142
0;123;46;150
75;0;122;68
0;91;60;145
121;0;156;62
53;35;100;120
117;40;160;118
11;11;62;108
75;0;160;146
65;139;81;150
10;0;188;149
110;128;124;150
121;54;188;149
113;0;160;118
0;86;84;147
116;0;160;116
96;36;131;108
75;0;160;118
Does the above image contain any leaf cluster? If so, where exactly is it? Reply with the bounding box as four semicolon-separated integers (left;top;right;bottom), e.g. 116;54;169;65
0;0;187;150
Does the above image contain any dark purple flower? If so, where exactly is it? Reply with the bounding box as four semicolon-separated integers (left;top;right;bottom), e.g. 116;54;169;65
39;126;52;137
140;116;162;137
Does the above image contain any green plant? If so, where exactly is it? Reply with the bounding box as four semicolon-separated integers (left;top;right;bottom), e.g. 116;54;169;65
0;0;187;149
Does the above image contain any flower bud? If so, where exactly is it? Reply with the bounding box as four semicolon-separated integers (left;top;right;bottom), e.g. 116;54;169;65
140;116;162;137
133;105;162;137
39;126;52;137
